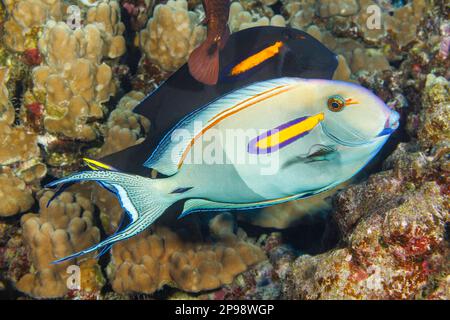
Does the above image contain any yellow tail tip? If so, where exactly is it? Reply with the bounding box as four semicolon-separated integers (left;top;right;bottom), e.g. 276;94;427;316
83;158;113;171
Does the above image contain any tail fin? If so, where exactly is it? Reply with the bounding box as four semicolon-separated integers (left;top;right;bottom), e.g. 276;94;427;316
45;168;172;264
188;37;219;85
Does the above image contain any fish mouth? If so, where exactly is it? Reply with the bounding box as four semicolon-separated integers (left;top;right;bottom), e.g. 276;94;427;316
321;123;377;147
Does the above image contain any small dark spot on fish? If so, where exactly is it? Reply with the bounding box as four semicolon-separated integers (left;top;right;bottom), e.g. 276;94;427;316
170;187;193;194
282;144;337;169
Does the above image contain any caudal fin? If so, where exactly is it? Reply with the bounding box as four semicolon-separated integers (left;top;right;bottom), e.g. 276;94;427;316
45;167;172;264
188;38;219;85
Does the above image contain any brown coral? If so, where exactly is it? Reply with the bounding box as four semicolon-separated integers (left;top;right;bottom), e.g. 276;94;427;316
2;0;63;52
0;169;34;217
0;67;14;124
139;0;206;72
16;191;103;298
417;75;450;149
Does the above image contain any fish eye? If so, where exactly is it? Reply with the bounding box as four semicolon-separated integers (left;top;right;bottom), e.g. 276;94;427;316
327;95;345;112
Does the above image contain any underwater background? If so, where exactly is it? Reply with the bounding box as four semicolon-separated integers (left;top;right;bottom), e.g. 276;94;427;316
0;0;448;300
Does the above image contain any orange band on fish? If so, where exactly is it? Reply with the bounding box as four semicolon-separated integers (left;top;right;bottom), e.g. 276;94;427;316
178;84;294;168
248;113;325;154
230;41;284;76
208;85;286;123
345;98;359;106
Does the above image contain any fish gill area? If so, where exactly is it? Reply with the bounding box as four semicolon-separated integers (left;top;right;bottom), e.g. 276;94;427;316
0;0;448;299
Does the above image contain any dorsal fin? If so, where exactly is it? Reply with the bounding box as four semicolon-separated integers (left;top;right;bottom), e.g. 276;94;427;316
142;77;299;176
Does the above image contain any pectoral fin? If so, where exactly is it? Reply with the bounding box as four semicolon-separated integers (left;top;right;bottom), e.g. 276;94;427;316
282;144;337;169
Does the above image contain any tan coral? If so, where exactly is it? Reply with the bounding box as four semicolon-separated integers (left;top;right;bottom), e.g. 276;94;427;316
286;0;316;29
16;191;103;298
229;2;285;32
284;181;449;299
353;0;387;43
2;0;63;52
316;0;359;18
85;0;126;59
385;0;427;48
139;0;206;72
320;32;390;74
0;67;15;124
107;213;266;294
0;168;34;217
32;18;124;140
95;91;149;158
418;74;450;148
17;162;48;184
0;122;40;165
332;54;353;81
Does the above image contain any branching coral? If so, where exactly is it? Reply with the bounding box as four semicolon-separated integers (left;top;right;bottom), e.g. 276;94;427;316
85;0;127;59
352;0;387;43
316;0;359;18
139;0;206;72
2;0;63;52
0;168;34;217
95;90;149;157
238;184;346;229
107;213;266;294
0;68;43;207
319;32;390;74
229;2;285;32
281;58;449;299
385;0;427;48
16;191;103;298
31;18;122;140
417;75;449;149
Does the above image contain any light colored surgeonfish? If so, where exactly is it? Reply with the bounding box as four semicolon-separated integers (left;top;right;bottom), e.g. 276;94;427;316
47;77;399;263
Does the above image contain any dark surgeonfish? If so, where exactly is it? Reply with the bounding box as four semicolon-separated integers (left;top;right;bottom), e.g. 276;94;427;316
103;26;339;175
188;0;231;85
46;27;402;264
